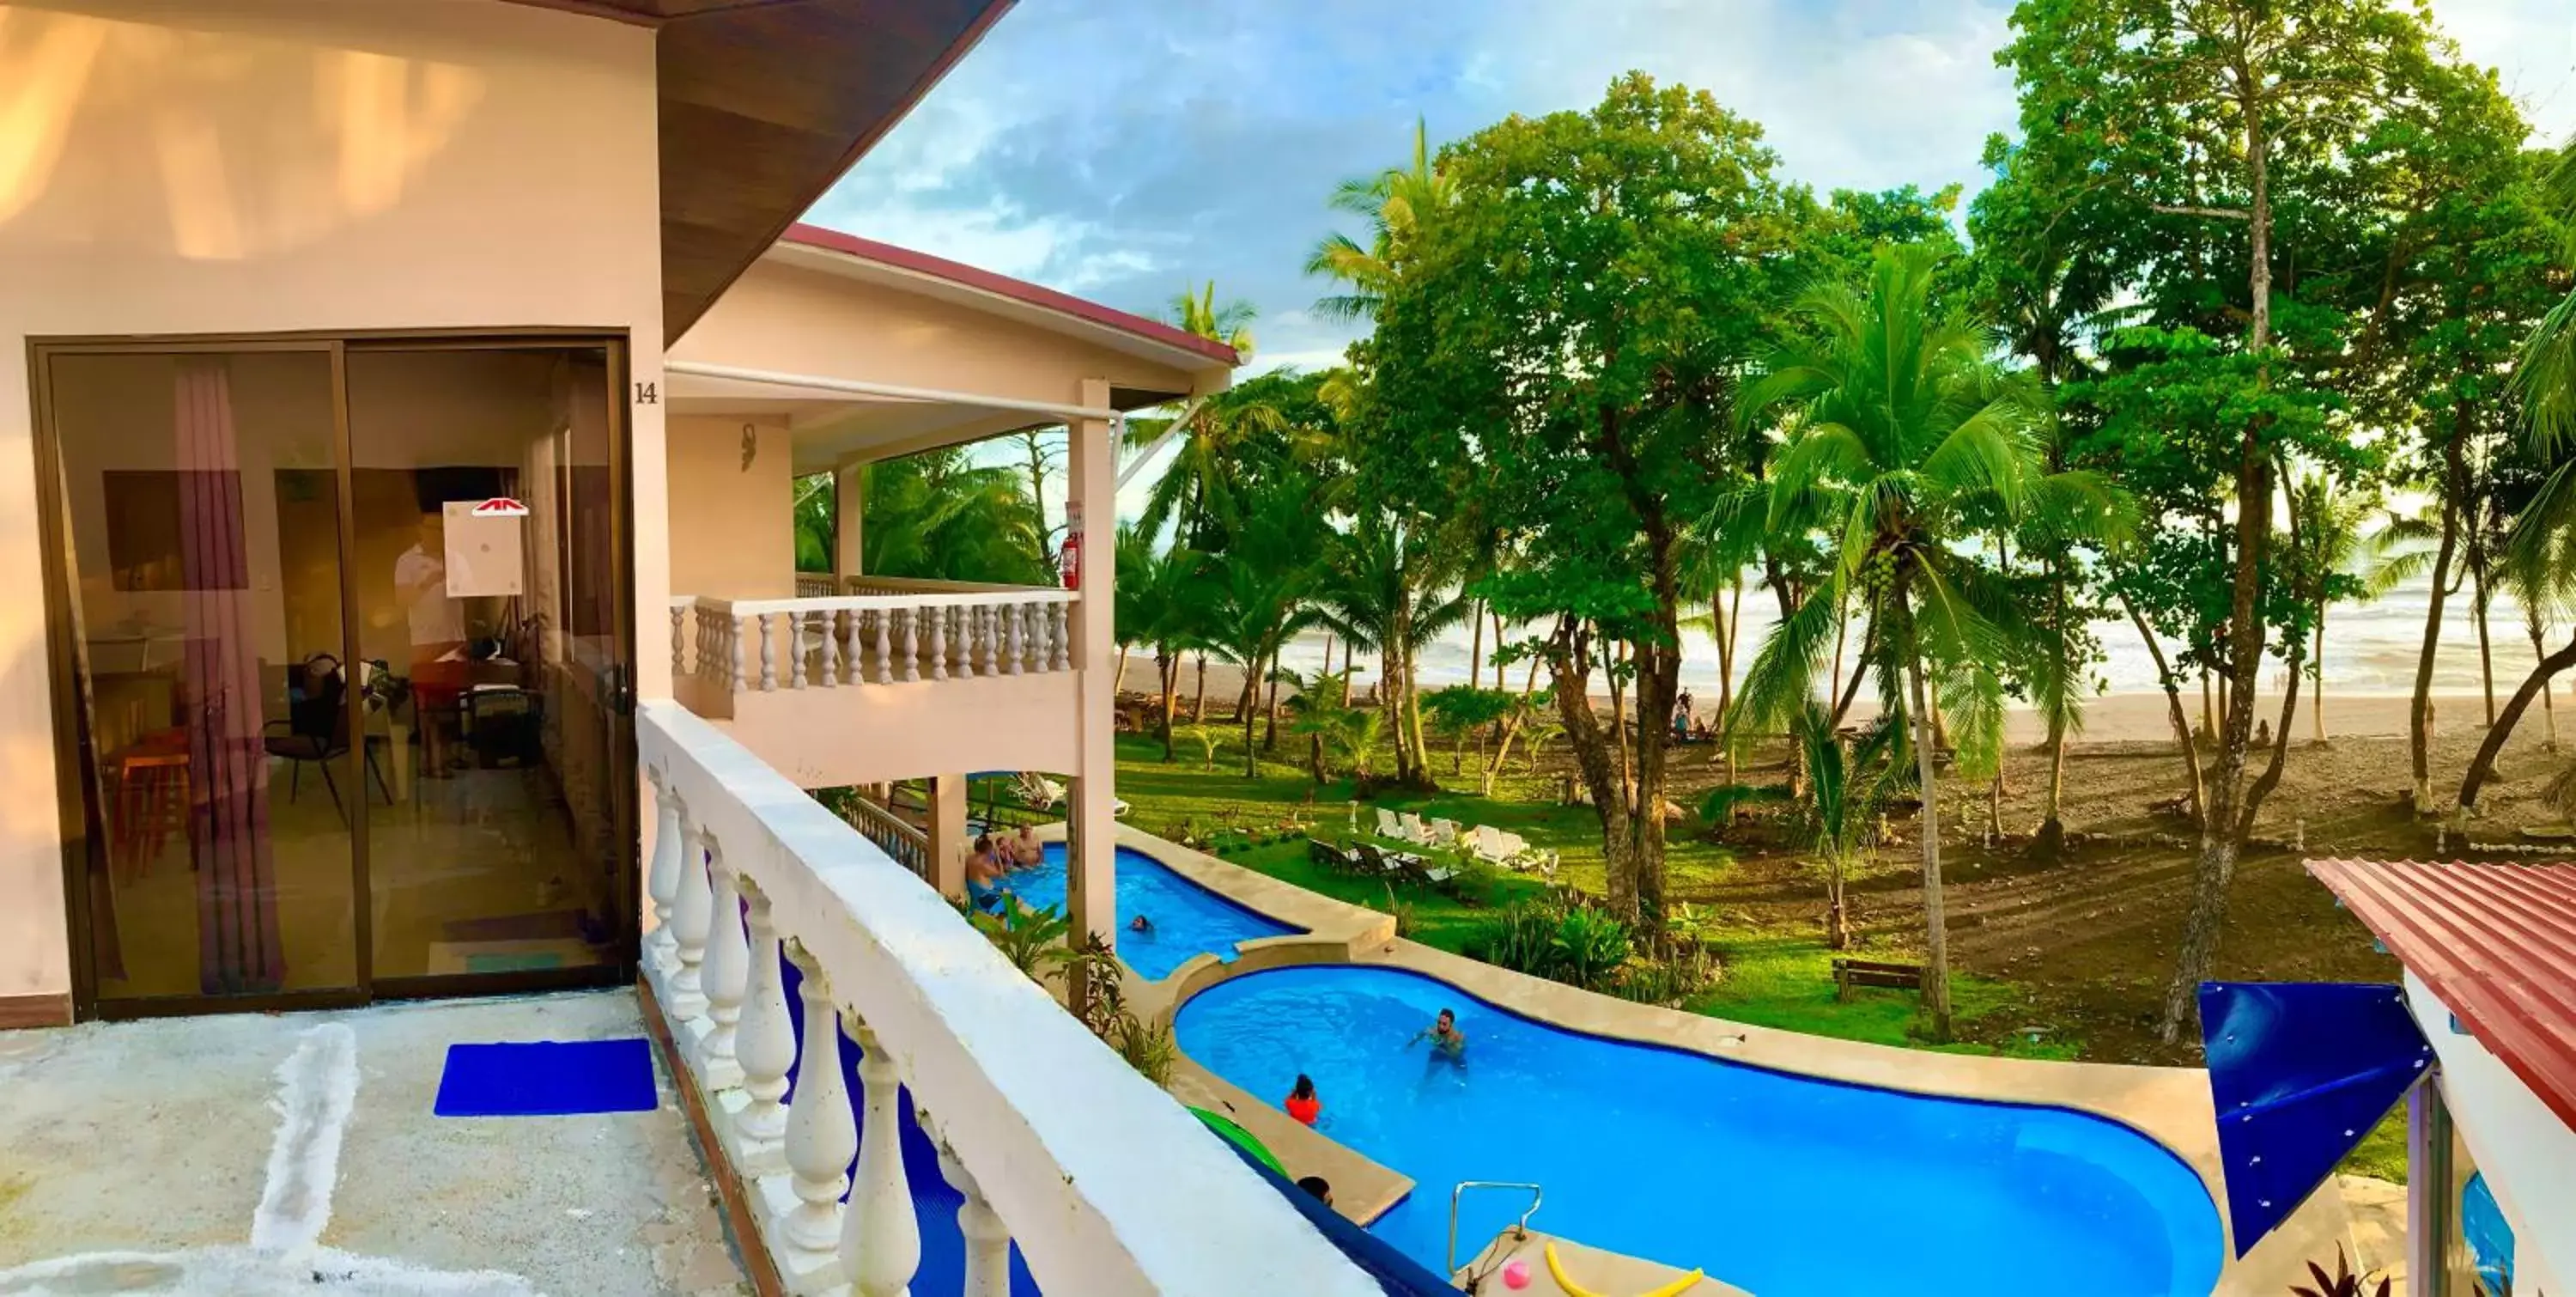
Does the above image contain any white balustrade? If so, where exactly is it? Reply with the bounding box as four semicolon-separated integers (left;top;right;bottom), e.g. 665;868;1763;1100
668;804;713;1020
734;877;794;1174
934;1136;1012;1297
645;766;683;972
699;839;748;1090
845;1023;921;1296
672;589;1078;698
635;702;1378;1297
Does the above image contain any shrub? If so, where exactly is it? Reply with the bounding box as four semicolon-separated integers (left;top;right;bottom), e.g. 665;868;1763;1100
1551;908;1632;989
1109;1015;1178;1087
1467;897;1571;978
1609;947;1721;1008
970;898;1070;977
1378;882;1419;939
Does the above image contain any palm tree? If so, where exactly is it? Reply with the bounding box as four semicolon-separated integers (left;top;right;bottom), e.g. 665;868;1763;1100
2524;137;2576;449
1306;118;1456;324
793;472;836;575
1737;244;2087;1042
1199;481;1327;776
2291;474;2432;744
1113;525;1208;762
1168;281;1255;355
858;448;1048;585
1791;702;1892;951
1316;513;1469;788
1127;384;1289;551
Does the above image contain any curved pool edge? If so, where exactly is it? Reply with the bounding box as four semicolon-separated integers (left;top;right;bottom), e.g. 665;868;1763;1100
1072;824;2344;1293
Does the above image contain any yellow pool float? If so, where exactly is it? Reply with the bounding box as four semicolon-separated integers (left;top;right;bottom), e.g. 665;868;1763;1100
1541;1240;1706;1297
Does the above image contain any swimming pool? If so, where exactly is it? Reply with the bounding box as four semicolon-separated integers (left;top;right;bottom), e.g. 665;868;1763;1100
1000;844;1301;981
1176;964;2224;1296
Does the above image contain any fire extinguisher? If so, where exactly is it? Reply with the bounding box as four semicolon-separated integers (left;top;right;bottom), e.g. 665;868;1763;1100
1061;501;1083;590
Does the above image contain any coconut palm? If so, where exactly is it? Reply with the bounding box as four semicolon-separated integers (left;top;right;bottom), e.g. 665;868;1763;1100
1113;525;1209;762
1198;480;1329;776
1791;702;1894;951
2524;137;2576;450
1736;244;2102;1042
1127;382;1290;551
1316;513;1471;788
1307;118;1457;324
856;448;1048;586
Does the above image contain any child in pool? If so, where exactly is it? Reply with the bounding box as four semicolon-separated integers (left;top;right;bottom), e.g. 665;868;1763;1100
1284;1074;1321;1126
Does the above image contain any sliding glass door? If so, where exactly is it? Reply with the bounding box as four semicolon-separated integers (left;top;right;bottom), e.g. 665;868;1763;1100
37;336;635;1016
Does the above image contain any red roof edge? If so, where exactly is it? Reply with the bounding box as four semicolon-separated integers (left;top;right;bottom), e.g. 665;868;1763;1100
780;223;1242;368
2307;856;2576;1132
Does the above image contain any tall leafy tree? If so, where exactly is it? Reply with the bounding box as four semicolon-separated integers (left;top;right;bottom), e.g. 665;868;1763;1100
1113;525;1209;762
2002;0;2441;1040
1199;478;1330;776
1368;74;1796;936
854;447;1049;586
1306;118;1457;325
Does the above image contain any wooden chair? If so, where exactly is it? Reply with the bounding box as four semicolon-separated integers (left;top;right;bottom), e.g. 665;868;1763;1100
1832;958;1925;1002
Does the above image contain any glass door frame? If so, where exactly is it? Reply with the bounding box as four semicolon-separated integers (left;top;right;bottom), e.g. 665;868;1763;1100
31;329;640;1021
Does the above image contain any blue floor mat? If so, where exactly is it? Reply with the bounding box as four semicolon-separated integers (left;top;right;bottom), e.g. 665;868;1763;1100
434;1038;659;1117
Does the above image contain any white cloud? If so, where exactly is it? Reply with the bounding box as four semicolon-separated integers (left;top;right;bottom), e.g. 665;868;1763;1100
2431;0;2576;142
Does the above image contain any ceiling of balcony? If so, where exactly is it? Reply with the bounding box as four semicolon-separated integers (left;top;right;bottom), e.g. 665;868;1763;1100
501;0;1014;345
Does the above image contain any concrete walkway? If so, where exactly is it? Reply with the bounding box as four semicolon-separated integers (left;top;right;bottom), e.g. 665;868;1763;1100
0;990;747;1296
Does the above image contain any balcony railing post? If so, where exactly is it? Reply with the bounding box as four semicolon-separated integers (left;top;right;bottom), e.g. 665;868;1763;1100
788;612;808;689
897;606;920;682
645;767;683;972
729;613;749;694
933;1133;1012;1297
928;604;948;680
1051;601;1071;672
756;614;777;691
973;606;993;676
1003;603;1023;676
872;608;892;684
818;611;838;689
700;837;748;1088
669;809;714;1020
670;603;687;682
780;941;856;1264
734;876;793;1172
844;1022;921;1297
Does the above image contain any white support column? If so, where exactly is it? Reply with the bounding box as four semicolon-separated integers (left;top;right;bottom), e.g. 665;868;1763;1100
696;839;748;1090
1066;378;1120;958
844;1022;921;1297
668;808;714;1020
645;768;683;975
834;456;865;581
2407;1073;2453;1297
934;1135;1012;1297
732;877;793;1177
771;941;855;1291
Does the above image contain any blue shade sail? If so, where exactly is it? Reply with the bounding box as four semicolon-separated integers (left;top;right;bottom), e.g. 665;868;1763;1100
2198;981;2433;1257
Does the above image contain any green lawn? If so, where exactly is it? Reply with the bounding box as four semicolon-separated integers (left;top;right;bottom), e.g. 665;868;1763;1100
1099;728;2072;1061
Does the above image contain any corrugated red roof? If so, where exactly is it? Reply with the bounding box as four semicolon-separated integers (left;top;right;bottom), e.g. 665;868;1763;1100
779;223;1242;367
2307;858;2576;1130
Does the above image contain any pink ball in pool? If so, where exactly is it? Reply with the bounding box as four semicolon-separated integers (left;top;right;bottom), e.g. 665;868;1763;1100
1501;1257;1531;1290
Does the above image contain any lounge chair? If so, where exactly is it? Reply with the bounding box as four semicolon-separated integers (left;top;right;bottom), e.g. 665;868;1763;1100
1398;812;1430;845
1375;807;1406;840
1428;818;1461;847
1014;770;1129;819
1309;837;1360;872
1352;842;1400;878
1469;825;1521;868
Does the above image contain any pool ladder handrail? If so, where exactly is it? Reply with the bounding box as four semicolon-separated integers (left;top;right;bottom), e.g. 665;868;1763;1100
1447;1179;1544;1276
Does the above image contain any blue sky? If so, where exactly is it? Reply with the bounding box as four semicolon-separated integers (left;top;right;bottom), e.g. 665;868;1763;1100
812;0;2575;381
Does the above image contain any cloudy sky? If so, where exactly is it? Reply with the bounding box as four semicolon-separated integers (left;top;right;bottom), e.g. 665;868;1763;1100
812;0;2576;381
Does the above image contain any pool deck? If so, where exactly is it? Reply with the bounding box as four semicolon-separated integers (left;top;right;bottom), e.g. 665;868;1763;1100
1112;826;2383;1296
1459;1230;1749;1297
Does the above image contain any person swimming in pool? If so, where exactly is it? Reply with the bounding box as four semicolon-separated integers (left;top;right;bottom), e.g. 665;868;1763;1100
1411;1008;1467;1065
1284;1074;1321;1127
1128;913;1154;935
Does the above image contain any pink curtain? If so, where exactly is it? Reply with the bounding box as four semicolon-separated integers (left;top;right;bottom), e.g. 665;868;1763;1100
177;359;284;994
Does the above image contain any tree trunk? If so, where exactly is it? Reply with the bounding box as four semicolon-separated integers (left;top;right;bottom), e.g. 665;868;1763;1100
1548;623;1638;922
2412;430;2465;812
2473;553;2497;728
1609;636;1633;812
2457;634;2576;813
1824;856;1849;950
1159;653;1180;763
1115;644;1130;702
1241;672;1259;778
1716;575;1741;783
2311;606;2328;745
2121;589;2207;825
1469;601;1485;696
2533;617;2561;751
1192;652;1209;724
1900;599;1954;1043
1262;649;1282;752
2160;107;2275;1046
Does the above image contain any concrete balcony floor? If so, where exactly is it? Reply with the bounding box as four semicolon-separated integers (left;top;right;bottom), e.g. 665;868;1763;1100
0;990;747;1296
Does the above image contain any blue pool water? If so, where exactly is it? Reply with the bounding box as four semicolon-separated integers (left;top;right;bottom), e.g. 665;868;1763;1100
1000;844;1300;981
1176;965;2225;1297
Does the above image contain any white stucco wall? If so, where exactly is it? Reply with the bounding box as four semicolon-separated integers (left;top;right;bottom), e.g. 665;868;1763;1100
0;0;666;1004
2408;971;2573;1295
